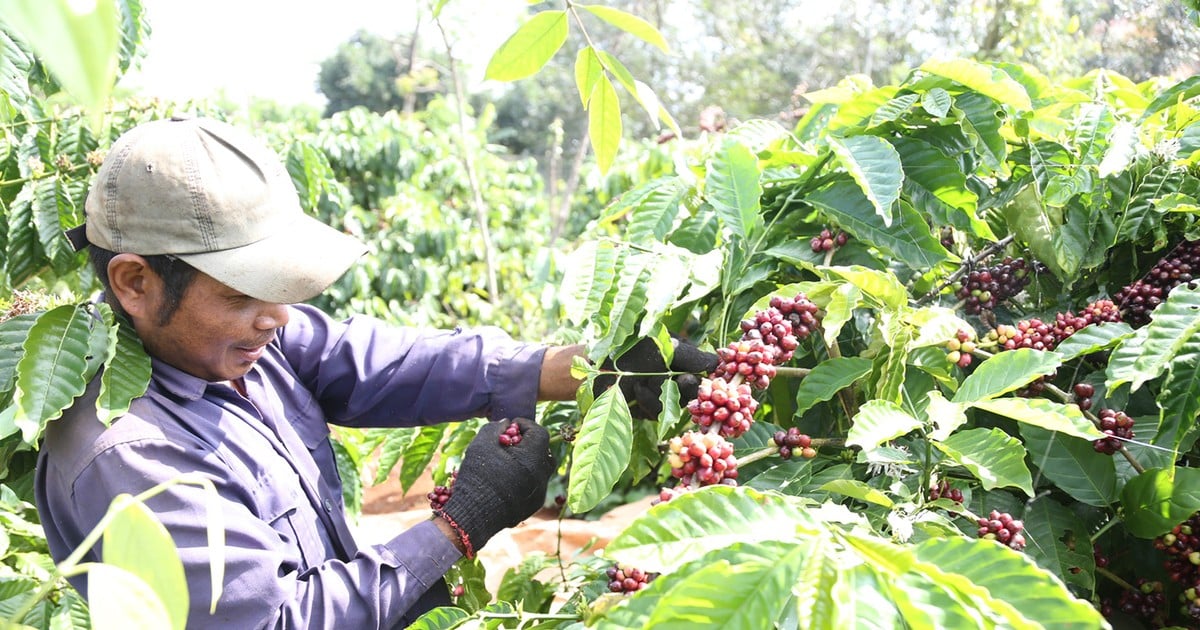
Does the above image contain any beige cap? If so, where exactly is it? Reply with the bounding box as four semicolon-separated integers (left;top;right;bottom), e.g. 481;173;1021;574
73;115;366;304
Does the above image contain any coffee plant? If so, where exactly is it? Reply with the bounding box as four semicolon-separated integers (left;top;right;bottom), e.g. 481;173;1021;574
412;59;1200;628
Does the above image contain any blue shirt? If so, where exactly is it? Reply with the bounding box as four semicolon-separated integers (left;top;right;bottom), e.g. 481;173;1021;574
35;304;547;628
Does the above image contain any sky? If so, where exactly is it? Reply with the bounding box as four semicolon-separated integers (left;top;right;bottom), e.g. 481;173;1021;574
119;1;528;107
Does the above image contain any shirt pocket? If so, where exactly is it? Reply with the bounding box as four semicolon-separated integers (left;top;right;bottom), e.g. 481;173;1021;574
256;471;327;572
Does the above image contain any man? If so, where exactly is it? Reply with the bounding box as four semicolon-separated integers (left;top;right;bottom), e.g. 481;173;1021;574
35;116;713;628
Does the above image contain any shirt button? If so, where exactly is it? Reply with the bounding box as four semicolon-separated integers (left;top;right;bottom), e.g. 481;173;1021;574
322;498;333;513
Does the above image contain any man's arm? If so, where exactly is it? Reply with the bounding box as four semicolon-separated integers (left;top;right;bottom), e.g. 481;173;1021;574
538;344;586;401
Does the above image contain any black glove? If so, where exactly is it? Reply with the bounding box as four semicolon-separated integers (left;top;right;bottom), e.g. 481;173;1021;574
436;417;554;557
593;336;719;420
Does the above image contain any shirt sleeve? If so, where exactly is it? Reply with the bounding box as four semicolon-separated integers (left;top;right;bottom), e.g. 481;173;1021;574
278;304;548;426
67;436;460;629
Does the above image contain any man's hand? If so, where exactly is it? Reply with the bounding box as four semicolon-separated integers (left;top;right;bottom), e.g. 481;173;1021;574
594;337;719;420
435;418;554;557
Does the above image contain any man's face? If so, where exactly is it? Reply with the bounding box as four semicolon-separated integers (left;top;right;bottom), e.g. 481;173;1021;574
135;271;289;382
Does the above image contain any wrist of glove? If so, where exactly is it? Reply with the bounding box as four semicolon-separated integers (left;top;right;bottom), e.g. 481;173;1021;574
593;336;719;420
436;417;554;557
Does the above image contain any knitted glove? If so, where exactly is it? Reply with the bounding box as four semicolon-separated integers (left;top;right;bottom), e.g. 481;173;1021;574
435;417;554;557
593;336;719;420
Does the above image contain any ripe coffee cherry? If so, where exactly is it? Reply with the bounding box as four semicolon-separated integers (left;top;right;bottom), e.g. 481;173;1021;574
667;431;738;487
653;486;691;504
740;307;800;363
928;479;963;503
687;377;758;438
1093;408;1134;455
451;584;465;597
977;509;1026;550
1072;382;1095;411
498;420;523;446
716;338;777;390
427;471;456;511
945;329;976;368
605;564;657;593
810;228;848;252
770;293;821;341
772;428;815;460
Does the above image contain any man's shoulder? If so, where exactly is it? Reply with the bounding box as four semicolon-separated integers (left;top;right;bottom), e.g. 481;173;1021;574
41;376;179;474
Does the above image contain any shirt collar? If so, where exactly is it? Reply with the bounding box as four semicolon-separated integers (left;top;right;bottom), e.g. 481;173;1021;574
150;357;260;401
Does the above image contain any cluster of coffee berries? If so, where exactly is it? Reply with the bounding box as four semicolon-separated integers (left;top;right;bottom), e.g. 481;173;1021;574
977;509;1026;550
715;339;777;390
773;427;816;460
1073;383;1095;411
1116;579;1168;626
810;227;849;252
740;310;800;363
667;431;738;487
427;471;456;510
988;318;1060;352
687;377;758;438
1094;408;1135;455
498;420;523;446
928;479;964;503
955;257;1039;314
656;292;822;502
944;328;976;368
1114;239;1200;327
1152;513;1200;625
771;294;821;341
606;564;656;594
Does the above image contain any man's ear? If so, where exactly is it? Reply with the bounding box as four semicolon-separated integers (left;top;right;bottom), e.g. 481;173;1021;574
106;253;159;321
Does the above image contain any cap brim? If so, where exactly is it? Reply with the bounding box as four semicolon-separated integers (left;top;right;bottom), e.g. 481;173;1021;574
177;215;366;304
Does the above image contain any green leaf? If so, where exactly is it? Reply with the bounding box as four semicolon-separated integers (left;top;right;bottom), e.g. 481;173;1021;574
952;348;1061;404
102;496;188;630
1053;323;1134;362
919;58;1033;110
1021;425;1117;508
921;88;952;117
820;480;893;507
604;486;818;573
970;397;1101;440
2;0;121;119
1116;166;1183;244
87;563;173;630
484;10;568;82
847;400;924;451
1140;75;1200;121
827;135;903;227
656;378;681;442
907;536;1104;628
934;428;1034;495
601;177;688;245
868;93;919;127
97;317;150;425
12;304;100;442
371;428;416;486
807;180;952;271
892;136;993;240
818;283;861;350
6;186;43;288
1023;496;1095;593
590;252;650;360
1108;283;1200;391
953;92;1008;171
574;46;602;107
705;140;763;241
0;312;38;396
559;239;617;327
577;5;669;54
408;606;470;630
794;357;872;416
1158;332;1200;454
588;75;622;174
816;265;907;310
567;387;633;513
1121;466;1200;538
400;424;446;494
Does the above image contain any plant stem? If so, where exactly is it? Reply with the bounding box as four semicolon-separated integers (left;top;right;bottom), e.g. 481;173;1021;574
918;234;1016;303
775;366;811;379
1097;567;1136;591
